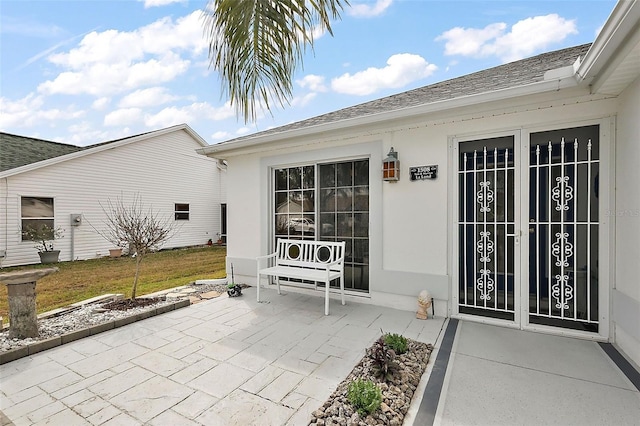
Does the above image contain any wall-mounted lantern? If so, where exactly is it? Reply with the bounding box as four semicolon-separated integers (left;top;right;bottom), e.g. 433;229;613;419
382;147;400;181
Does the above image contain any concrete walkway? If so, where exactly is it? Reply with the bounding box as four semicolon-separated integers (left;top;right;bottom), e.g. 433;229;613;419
0;287;445;425
427;321;640;426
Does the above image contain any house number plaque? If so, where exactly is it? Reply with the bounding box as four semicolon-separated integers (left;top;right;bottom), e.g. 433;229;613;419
409;165;438;181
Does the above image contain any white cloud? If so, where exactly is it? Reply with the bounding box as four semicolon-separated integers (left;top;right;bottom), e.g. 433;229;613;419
104;108;143;126
349;0;393;18
139;0;187;8
92;97;111;110
291;93;317;107
65;123;132;146
119;87;178;108
297;74;327;92
236;127;251;135
143;101;236;128
437;14;578;62
436;23;506;57
0;94;84;129
144;107;190;128
211;131;231;140
331;54;437;96
38;11;207;96
39;53;190;96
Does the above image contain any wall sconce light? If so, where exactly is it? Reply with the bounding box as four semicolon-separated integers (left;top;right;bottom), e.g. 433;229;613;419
382;147;399;181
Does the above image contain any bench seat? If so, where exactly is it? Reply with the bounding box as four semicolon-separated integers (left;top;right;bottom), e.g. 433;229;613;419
256;239;346;315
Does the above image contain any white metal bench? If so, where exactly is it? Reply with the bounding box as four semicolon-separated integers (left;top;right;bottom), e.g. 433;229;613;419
256;239;346;315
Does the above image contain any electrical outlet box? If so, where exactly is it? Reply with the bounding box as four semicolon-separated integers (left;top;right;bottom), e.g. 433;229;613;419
71;213;82;226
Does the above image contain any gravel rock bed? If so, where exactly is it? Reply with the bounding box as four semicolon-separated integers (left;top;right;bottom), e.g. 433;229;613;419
310;338;433;426
0;282;237;352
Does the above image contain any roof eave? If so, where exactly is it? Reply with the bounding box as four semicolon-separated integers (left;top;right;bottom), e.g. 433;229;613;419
199;76;581;157
576;0;640;90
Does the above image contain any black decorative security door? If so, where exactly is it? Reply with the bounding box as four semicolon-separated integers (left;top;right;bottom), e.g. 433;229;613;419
528;126;599;332
458;136;516;320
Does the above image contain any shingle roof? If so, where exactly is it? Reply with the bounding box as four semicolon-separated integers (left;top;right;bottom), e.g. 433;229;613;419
220;43;592;145
0;133;85;172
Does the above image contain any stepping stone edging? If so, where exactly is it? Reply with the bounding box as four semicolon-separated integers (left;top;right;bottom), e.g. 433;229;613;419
0;298;191;365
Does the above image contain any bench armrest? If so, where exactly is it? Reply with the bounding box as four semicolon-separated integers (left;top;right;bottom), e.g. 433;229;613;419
256;252;277;268
324;258;344;270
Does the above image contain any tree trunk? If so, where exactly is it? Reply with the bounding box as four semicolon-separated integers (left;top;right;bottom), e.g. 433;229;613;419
131;255;142;299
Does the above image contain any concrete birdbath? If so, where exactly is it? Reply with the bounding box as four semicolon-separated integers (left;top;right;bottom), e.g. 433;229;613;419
0;268;58;339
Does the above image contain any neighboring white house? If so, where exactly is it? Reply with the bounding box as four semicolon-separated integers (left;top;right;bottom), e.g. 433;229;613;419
199;1;640;368
0;124;226;267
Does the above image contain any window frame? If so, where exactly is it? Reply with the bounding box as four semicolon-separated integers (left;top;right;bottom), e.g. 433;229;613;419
272;158;370;292
20;196;55;242
174;203;190;221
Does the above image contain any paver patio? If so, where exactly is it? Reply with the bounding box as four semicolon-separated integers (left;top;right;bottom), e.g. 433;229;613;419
0;287;445;425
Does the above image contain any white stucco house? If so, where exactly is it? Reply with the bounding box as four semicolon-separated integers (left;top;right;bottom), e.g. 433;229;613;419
199;1;640;368
0;124;226;267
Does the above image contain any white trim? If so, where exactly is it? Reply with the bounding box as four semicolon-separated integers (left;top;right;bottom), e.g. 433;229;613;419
576;0;640;87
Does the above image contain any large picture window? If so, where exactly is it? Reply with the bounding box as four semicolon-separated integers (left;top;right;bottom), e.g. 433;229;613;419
273;160;369;292
21;197;54;241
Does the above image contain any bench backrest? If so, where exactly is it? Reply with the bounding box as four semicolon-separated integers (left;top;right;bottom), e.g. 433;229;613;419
275;239;345;271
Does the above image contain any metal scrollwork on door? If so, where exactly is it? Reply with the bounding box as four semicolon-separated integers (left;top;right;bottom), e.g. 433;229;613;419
552;273;573;310
551;175;574;211
477;181;494;213
476;231;495;301
551;231;575;309
551;232;573;267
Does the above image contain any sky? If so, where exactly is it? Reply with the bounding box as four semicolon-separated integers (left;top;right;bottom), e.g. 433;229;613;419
0;0;618;147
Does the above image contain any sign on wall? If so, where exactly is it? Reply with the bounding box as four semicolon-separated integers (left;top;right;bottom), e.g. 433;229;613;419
409;165;438;181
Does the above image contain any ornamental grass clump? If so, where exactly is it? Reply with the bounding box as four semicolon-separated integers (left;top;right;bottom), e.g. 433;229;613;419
384;333;409;355
347;379;382;416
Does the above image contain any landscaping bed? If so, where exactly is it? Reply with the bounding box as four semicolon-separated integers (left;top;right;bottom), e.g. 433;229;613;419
310;336;433;426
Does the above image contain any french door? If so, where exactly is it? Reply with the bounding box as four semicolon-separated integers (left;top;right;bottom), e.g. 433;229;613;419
456;125;601;333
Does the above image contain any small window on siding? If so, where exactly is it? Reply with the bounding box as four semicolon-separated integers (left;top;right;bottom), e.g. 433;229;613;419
21;197;55;241
175;203;190;220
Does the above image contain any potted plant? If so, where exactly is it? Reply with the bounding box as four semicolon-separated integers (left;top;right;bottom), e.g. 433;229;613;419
22;224;64;264
226;263;242;297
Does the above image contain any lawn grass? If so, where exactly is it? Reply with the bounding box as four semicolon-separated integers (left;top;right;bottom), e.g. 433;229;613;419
0;245;226;321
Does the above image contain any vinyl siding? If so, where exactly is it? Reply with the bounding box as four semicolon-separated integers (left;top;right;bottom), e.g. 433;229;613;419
0;128;224;267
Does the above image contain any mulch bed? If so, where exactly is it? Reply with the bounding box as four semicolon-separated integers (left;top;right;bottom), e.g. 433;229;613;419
101;297;164;311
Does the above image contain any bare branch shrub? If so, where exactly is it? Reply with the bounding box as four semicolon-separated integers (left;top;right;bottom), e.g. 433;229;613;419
95;194;177;299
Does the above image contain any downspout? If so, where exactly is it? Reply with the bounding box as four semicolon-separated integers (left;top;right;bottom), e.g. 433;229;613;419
2;177;8;266
70;218;75;261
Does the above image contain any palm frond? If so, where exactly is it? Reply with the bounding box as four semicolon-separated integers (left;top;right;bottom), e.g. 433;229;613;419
203;0;348;122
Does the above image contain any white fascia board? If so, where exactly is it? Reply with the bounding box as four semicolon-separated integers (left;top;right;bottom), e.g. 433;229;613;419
198;76;582;157
576;0;640;85
1;123;205;179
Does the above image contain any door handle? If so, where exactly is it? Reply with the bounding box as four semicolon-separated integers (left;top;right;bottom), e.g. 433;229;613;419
507;230;521;245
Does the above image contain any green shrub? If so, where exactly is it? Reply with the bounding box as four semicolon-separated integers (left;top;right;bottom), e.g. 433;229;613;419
347;379;382;416
384;333;408;355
